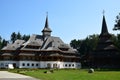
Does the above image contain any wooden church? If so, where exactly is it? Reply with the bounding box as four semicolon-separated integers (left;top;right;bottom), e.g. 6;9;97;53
89;15;120;68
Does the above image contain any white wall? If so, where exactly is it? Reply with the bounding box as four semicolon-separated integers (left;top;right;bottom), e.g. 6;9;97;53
0;60;81;69
61;62;81;69
0;61;18;68
19;61;39;68
40;61;61;68
39;61;81;68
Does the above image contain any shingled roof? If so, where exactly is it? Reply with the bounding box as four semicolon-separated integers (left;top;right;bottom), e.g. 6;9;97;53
2;40;25;50
1;15;77;54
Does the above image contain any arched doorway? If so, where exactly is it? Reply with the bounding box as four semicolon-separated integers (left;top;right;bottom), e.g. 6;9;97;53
53;63;57;68
47;63;51;68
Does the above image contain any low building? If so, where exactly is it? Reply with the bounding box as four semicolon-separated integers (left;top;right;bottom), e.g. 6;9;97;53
0;16;81;69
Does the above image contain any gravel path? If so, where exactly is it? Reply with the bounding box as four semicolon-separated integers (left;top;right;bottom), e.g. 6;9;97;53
0;71;39;80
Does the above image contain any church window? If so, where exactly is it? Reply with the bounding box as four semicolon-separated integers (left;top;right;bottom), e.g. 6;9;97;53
36;63;39;66
69;64;71;67
32;63;34;66
47;63;51;68
65;64;67;67
27;63;29;66
72;64;74;67
22;63;25;66
1;63;4;66
53;64;57;68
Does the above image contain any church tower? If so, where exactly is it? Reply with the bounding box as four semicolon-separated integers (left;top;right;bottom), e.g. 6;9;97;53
96;15;113;50
89;15;120;68
42;14;52;39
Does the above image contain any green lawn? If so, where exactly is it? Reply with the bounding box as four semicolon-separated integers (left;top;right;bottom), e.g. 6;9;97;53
8;69;120;80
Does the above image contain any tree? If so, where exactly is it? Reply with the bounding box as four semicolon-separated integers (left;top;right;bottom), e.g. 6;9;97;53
11;32;30;42
0;36;2;49
11;32;17;43
112;34;120;49
17;32;22;39
1;39;8;48
22;34;30;41
70;39;80;49
0;36;8;49
70;34;99;56
113;13;120;30
117;34;120;49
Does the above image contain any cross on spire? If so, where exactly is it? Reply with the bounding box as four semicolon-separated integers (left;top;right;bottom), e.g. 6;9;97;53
46;12;48;17
102;10;105;15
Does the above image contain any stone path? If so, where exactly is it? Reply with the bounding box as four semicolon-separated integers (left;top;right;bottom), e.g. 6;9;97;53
0;71;39;80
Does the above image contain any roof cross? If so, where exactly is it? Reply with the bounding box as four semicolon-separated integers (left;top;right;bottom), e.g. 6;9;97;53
102;10;105;15
46;12;48;16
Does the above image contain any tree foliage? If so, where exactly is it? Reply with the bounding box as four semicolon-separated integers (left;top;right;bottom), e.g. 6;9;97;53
11;32;17;43
10;32;30;43
22;34;30;41
0;36;8;50
112;34;120;49
70;34;120;56
17;32;22;39
113;13;120;30
70;34;99;56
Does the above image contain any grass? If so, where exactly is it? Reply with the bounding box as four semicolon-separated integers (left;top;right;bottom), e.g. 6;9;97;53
8;69;120;80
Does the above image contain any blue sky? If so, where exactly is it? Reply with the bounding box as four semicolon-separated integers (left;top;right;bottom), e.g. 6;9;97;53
0;0;120;43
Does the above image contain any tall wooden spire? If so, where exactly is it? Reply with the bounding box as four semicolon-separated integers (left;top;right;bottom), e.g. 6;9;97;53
101;15;108;34
100;15;109;36
99;15;111;41
44;12;49;29
42;13;52;38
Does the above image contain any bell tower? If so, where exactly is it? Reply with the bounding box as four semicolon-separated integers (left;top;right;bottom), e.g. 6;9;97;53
42;14;52;39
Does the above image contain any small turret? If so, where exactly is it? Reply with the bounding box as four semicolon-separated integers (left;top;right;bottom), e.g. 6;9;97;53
42;14;52;39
